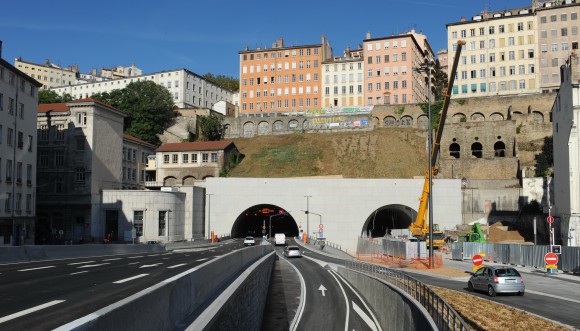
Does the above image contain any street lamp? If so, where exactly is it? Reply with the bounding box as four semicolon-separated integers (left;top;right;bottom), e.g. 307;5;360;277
206;193;214;241
414;59;435;269
304;195;312;243
307;211;322;237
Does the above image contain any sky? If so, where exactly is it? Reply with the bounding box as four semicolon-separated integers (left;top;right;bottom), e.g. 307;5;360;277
1;0;530;79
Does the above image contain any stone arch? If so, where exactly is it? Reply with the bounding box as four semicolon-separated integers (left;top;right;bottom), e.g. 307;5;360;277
164;176;177;186
494;141;506;157
417;115;429;129
183;176;196;185
451;113;467;123
224;124;231;136
449;143;460;159
471;142;483;158
512;111;523;120
302;119;311;129
202;175;214;180
400;115;413;127
257;121;269;135
273;120;285;132
243;121;255;137
532;111;544;123
489;112;504;121
471;113;485;121
288;119;299;130
384;116;397;127
372;116;380;127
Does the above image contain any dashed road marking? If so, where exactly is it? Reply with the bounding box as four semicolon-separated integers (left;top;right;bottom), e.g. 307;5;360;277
113;274;148;284
68;261;95;265
0;300;65;323
18;266;55;272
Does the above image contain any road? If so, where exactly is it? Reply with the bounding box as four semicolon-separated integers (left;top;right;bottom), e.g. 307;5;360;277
0;241;242;331
263;244;381;331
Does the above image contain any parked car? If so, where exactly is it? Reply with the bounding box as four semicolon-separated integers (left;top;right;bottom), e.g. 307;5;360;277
244;236;255;246
284;245;302;258
467;266;525;297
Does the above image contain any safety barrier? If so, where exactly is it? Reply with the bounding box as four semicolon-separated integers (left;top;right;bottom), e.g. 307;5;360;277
344;260;470;331
454;242;580;274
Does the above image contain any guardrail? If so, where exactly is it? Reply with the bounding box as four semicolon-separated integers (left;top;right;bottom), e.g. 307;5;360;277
344;260;470;331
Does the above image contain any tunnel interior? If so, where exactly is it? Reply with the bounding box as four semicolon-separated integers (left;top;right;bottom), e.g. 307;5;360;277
362;204;417;238
231;204;299;238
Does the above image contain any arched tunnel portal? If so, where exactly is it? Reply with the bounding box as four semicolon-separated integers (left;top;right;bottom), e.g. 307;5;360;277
362;204;417;238
231;204;299;238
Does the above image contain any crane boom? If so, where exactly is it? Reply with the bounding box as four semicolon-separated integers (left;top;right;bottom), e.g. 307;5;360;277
410;40;465;241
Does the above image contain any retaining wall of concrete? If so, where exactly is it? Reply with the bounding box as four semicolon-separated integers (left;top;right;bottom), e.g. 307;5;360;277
337;267;437;331
0;244;165;264
54;245;273;331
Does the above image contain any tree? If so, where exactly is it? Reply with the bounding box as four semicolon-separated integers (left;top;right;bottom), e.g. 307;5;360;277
91;81;175;145
432;59;449;102
38;90;73;104
535;136;554;177
202;73;239;92
419;100;444;130
198;115;224;141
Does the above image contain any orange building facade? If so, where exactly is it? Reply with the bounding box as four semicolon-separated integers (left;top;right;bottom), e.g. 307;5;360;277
239;36;333;114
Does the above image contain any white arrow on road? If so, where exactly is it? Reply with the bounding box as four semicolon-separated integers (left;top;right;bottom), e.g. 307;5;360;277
318;285;327;297
139;263;162;268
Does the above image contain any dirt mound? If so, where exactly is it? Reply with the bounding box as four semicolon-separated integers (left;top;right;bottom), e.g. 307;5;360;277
488;222;526;243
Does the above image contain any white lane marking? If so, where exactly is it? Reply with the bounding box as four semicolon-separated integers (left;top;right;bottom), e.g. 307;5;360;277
161;253;172;256
332;270;382;331
67;261;95;265
17;266;55;272
282;255;306;331
70;271;89;275
0;300;65;323
147;254;161;257
102;258;122;261
318;285;327;296
526;289;580;304
327;270;350;331
128;262;139;265
127;256;144;259
139;263;162;269
167;264;186;269
196;258;209;262
113;274;148;284
352;302;379;331
77;263;110;269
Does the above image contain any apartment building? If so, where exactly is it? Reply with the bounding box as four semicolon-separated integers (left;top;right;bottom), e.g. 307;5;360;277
14;57;78;90
322;46;365;109
437;49;449;75
363;30;435;106
52;69;233;110
122;134;156;190
536;0;580;92
447;7;540;98
238;36;333;114
0;48;42;245
101;63;142;80
36;99;125;244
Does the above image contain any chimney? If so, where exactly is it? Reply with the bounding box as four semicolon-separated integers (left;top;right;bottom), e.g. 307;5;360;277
277;38;284;48
460;17;467;22
366;31;371;39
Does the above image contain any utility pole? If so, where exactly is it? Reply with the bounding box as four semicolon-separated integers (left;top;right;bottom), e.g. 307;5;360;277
304;195;312;243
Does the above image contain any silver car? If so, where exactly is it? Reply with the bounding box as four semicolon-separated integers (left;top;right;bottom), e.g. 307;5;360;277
284;245;302;258
467;266;525;297
243;236;255;246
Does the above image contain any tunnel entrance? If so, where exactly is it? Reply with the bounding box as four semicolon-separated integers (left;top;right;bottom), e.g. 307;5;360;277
362;204;417;238
231;204;299;238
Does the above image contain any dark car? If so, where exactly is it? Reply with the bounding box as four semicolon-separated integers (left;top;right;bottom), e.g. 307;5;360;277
467;266;525;297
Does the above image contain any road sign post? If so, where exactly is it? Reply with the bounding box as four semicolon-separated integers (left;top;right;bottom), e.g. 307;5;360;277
545;252;558;274
471;254;483;271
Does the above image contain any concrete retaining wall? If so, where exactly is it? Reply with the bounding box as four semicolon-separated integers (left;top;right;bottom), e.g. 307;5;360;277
336;266;436;331
55;245;273;331
0;244;165;264
186;251;275;330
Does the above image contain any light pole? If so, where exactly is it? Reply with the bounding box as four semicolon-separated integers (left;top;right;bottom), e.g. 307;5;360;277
206;193;214;240
308;211;322;237
269;212;289;239
304;195;312;243
414;59;435;268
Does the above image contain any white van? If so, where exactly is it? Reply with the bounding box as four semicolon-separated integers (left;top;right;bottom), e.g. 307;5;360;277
274;233;286;246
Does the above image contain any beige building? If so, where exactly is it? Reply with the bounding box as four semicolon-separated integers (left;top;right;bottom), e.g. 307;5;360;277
447;8;539;98
14;58;78;90
0;49;42;245
122;134;156;190
363;30;435;106
147;141;241;187
101;64;142;80
536;1;580;92
322;46;365;109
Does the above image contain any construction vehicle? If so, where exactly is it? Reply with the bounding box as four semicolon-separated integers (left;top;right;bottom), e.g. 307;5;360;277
459;223;487;243
409;40;465;249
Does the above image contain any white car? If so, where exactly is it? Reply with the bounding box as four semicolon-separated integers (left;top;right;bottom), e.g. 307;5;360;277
244;236;255;246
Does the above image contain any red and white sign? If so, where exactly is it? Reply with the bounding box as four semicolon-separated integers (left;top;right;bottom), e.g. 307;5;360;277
319;224;324;230
547;215;555;224
472;254;483;266
545;252;558;265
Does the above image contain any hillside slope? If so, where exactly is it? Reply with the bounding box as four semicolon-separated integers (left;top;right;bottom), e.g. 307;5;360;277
228;128;428;178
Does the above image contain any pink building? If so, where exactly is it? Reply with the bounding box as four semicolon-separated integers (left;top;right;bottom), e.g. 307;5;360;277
363;30;435;106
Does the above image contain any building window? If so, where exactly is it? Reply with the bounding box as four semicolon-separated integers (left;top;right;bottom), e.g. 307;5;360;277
39;151;49;167
202;153;209;163
158;211;167;236
16;162;22;183
6;159;12;182
75;167;85;181
7;128;13;146
26;194;32;212
172;154;178;163
5;193;11;211
163;155;170;164
26;164;32;185
183;154;189;163
134;210;144;237
27;135;33;152
191;154;198;163
211;153;218;162
77;112;87;126
55;151;64;166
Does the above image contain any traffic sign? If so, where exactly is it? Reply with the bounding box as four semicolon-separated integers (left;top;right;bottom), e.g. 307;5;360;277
547;215;555;224
472;254;483;266
544;252;558;265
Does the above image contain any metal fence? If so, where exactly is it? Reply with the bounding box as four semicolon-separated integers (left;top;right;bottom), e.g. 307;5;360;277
345;260;470;331
454;242;580;273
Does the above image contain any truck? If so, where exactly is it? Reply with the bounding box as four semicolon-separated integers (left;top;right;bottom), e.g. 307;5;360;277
459;223;487;243
409;40;465;249
274;233;286;246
